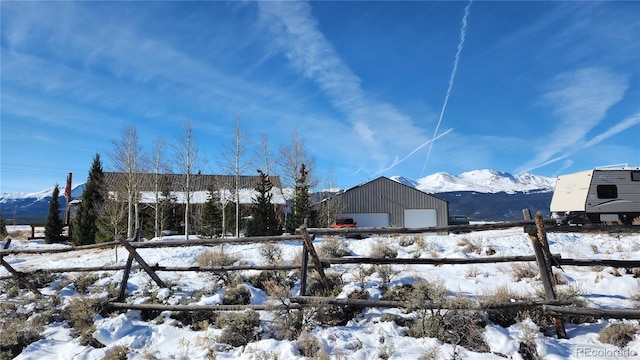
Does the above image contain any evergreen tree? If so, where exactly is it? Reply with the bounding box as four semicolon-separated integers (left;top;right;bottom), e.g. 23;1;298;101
0;216;8;239
72;153;105;246
248;170;281;236
287;164;310;233
200;185;223;237
44;184;65;244
158;175;177;235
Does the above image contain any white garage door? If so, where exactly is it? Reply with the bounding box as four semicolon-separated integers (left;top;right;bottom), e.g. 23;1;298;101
340;213;390;228
404;209;437;228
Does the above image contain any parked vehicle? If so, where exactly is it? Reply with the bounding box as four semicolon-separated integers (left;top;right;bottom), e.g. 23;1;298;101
331;217;357;229
550;166;640;225
448;215;470;226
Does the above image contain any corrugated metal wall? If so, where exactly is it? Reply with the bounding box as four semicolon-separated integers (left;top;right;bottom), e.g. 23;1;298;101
335;177;448;227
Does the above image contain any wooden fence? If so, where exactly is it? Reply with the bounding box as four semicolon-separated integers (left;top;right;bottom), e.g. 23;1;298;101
1;211;639;340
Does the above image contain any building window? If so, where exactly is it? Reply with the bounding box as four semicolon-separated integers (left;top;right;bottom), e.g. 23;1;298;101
597;185;617;199
632;171;640;181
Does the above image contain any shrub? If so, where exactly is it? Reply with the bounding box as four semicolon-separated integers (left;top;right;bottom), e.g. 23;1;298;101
197;248;239;267
222;285;252;305
73;273;100;294
170;310;219;331
375;265;399;290
457;236;482;254
247;270;289;293
0;315;43;359
377;338;395;360
103;345;130;360
511;263;538;282
305;271;343;297
259;243;283;265
370;240;397;259
398;236;414;247
216;310;261;347
518;320;541;360
382;284;414;302
598;323;637;348
297;332;321;357
630;292;640;309
67;297;108;347
482;286;530;328
318;236;351;258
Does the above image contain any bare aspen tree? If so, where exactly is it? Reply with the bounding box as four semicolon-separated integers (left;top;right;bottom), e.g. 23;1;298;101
321;166;346;227
150;137;169;238
173;120;203;241
278;127;318;190
109;125;146;239
255;132;274;175
212;175;234;238
217;116;251;237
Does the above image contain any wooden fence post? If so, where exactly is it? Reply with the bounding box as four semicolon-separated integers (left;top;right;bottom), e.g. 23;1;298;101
523;209;567;339
299;247;309;296
299;225;329;291
535;211;560;284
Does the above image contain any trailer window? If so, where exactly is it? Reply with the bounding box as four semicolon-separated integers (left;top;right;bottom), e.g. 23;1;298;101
597;185;617;199
632;171;640;181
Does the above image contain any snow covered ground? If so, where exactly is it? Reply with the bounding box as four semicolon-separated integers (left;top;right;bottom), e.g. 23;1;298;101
1;226;639;359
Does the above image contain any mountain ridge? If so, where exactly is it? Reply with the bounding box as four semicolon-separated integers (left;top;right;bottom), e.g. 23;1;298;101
391;169;556;194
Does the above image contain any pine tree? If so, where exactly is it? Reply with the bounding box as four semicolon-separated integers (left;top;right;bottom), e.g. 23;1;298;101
72;153;105;246
44;184;65;244
200;185;223;237
248;170;281;236
287;164;310;233
0;216;8;239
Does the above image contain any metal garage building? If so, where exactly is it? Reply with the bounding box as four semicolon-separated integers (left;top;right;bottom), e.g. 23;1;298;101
315;176;449;228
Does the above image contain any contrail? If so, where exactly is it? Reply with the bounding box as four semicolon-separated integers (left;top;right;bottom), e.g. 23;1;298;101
379;128;454;174
421;0;472;176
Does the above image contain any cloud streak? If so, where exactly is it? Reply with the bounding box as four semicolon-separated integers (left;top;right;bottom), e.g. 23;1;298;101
516;67;629;173
257;1;428;174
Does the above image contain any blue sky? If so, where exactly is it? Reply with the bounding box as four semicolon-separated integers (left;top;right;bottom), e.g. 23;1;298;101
1;1;639;194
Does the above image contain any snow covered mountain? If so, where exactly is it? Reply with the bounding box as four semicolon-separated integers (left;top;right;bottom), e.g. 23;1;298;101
392;169;556;194
0;184;85;223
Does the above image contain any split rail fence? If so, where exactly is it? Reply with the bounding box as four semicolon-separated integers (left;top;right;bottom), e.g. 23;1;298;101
1;210;639;339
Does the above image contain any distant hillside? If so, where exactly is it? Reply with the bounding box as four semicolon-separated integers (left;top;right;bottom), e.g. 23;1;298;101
435;191;553;221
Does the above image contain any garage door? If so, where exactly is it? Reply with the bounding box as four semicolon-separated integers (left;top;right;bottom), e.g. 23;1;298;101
340;213;390;228
404;209;437;228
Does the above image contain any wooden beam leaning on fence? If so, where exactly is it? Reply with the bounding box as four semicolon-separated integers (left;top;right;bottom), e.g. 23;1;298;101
116;228;166;302
0;237;42;295
298;224;329;296
523;209;567;339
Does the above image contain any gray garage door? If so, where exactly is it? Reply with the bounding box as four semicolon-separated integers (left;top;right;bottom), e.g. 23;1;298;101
340;213;390;228
404;209;437;228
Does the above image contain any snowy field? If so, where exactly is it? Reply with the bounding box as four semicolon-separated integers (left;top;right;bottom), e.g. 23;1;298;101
1;226;639;359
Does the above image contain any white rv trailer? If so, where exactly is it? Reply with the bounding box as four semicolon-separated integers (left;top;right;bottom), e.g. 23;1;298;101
550;167;640;225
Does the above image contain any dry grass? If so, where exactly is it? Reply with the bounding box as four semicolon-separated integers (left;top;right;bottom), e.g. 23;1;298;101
318;236;351;258
511;263;539;282
369;240;398;259
457;236;483;254
598;323;638;348
197;247;239;267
